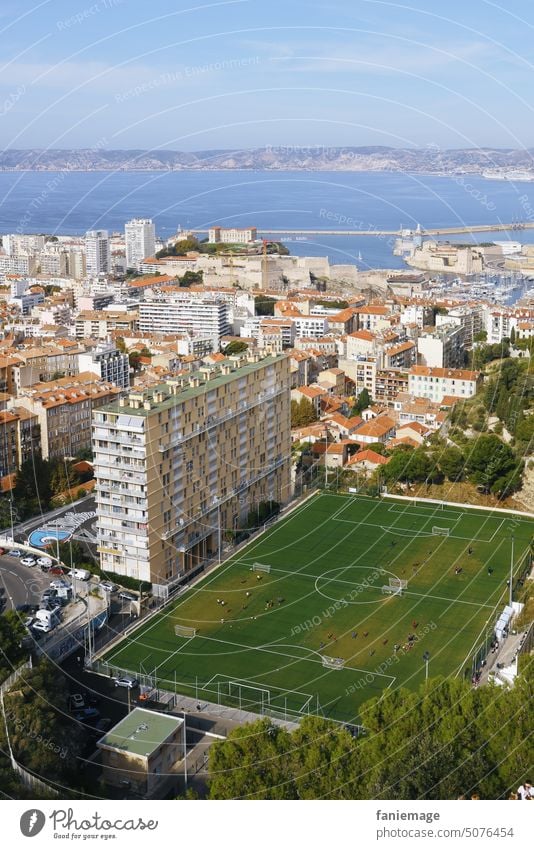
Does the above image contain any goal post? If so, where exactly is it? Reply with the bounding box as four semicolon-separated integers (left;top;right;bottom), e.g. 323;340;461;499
432;526;450;536
322;656;345;669
227;680;271;710
382;585;403;596
252;562;271;573
174;624;197;638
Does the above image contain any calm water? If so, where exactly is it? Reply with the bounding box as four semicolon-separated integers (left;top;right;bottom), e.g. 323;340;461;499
1;169;534;271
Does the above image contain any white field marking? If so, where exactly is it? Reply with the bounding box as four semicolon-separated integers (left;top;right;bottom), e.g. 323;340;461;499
198;632;396;683
388;503;466;521
151;636;195;677
204;672;313;702
333;515;499;544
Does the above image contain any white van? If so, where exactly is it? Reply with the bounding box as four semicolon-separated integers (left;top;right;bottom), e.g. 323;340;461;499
69;568;91;581
35;606;61;629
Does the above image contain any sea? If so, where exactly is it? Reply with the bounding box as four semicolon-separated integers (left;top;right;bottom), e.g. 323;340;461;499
2;169;534;273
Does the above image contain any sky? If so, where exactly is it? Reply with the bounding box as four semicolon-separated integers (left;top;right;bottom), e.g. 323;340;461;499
1;0;534;151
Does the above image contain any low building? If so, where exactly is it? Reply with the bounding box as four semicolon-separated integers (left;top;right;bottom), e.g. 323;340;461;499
354;415;396;444
98;708;185;797
408;366;481;402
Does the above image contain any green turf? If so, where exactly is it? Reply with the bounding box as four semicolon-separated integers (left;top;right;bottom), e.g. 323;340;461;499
102;494;533;724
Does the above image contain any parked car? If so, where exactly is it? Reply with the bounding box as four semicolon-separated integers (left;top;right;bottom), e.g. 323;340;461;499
37;557;53;569
91;717;112;735
0;547;5;555
50;578;71;590
69;693;85;711
114;676;139;689
49;566;64;575
73;707;100;722
15;603;35;614
31;619;53;633
20;556;37;567
118;591;138;602
24;616;34;629
99;580;118;593
82;690;100;706
69;568;91;581
7;549;21;557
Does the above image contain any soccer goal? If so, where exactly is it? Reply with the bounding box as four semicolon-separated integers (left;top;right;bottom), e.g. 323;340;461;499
174;624;197;638
432;526;450;536
227;680;271;710
252;562;271;573
389;577;408;590
322;656;345;669
382;585;403;596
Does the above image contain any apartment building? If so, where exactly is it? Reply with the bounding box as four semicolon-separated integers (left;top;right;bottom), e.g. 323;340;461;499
408;366;481;402
0;255;38;275
9;344;82;392
0;407;40;491
138;298;230;348
75;310;139;340
383;340;416;370
374;369;409;403
125;218;156;270
355;305;394;332
93;354;291;589
486;309;518;344
78;343;130;390
2;234;46;256
17;372;120;460
417;323;464;368
85;230;110;277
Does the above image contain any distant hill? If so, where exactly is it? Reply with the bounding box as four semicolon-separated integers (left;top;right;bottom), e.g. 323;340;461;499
1;146;533;174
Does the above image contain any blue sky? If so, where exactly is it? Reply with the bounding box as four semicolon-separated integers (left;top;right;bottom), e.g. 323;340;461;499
1;0;534;150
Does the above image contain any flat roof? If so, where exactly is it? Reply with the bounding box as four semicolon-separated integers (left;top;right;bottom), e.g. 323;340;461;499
99;708;183;759
101;354;286;416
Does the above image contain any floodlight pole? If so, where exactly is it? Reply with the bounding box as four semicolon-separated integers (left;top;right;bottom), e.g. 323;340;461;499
183;710;188;792
509;534;514;608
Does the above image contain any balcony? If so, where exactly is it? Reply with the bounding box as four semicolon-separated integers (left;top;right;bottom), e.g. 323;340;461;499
158;386;286;452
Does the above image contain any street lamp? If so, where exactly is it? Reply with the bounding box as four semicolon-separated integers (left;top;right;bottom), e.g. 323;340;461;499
423;651;430;681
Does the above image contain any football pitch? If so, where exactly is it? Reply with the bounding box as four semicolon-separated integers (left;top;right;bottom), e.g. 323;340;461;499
101;493;533;724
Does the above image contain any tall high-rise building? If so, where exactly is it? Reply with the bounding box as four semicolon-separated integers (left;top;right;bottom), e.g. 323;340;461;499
93;353;291;591
125;218;156;270
85;229;110;277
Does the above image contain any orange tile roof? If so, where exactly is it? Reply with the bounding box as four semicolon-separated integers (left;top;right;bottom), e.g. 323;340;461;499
410;366;480;381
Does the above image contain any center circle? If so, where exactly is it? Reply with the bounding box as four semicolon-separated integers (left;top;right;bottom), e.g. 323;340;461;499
315;565;401;605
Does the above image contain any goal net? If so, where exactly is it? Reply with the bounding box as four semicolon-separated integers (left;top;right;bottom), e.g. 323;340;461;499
175;624;196;638
432;526;450;536
252;562;271;573
227;681;271;709
382;585;403;596
322;656;345;669
389;577;408;590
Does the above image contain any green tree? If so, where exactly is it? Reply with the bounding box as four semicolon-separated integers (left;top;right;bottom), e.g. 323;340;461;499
0;612;27;681
255;296;276;316
225;340;249;356
209;718;297;799
351;388;371;417
2;661;85;783
13;455;52;517
291;397;318;428
466;433;518;491
439;446;465;481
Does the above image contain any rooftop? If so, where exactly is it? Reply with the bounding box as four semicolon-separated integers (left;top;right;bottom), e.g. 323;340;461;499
102;353;286;416
99;708;183;759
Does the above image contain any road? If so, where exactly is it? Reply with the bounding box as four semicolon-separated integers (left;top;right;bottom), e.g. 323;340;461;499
0;553;50;611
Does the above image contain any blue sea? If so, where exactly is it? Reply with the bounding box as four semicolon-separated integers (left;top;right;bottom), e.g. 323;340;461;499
1;169;534;271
